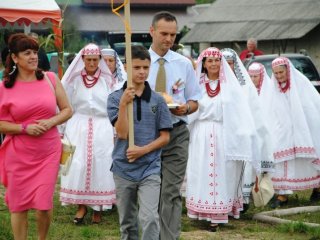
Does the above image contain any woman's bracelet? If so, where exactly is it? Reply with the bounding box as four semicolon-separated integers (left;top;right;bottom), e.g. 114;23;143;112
21;123;28;134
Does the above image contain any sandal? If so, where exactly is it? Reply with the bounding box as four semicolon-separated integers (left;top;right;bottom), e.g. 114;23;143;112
74;205;87;225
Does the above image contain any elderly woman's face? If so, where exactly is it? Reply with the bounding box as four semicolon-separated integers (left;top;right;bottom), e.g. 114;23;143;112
83;55;100;75
249;74;261;88
272;65;288;83
103;56;116;73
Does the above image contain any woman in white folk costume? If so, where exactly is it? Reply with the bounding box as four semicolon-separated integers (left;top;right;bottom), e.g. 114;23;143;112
101;48;127;88
59;43;116;224
221;49;274;210
186;47;259;230
265;57;320;207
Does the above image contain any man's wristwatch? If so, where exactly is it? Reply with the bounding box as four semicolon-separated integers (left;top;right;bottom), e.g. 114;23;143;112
185;103;191;115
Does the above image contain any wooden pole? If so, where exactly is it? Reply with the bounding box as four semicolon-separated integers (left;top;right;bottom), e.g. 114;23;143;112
124;1;134;148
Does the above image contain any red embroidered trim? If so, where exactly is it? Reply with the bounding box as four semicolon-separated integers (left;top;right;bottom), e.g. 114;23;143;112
273;183;320;191
257;70;264;95
272;175;320;183
186;198;243;214
60;188;116;196
60;197;116;205
209;124;217;199
273;146;316;160
85;118;94;191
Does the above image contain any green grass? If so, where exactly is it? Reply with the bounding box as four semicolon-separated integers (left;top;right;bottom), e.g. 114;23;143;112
1;185;320;239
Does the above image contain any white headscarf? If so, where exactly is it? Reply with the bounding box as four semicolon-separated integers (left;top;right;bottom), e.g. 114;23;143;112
101;48;127;84
221;48;274;172
61;43;115;91
265;57;320;168
195;47;260;171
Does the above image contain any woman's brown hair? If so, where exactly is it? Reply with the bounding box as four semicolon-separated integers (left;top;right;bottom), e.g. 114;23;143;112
3;33;44;88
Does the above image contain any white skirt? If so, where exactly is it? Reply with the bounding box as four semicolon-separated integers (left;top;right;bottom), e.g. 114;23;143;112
186;120;244;224
60;113;116;211
272;158;320;192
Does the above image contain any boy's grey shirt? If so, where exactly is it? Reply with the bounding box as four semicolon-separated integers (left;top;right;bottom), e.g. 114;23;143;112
107;81;172;181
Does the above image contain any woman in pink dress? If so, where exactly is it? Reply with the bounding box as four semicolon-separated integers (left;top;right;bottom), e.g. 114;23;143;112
0;33;72;240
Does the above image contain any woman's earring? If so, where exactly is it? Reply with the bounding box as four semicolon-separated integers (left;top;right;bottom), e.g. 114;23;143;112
9;64;17;75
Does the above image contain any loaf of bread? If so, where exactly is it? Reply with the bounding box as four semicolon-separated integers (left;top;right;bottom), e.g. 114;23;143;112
160;92;174;104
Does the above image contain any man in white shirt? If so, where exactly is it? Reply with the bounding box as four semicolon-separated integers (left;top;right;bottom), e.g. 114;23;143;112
147;11;201;240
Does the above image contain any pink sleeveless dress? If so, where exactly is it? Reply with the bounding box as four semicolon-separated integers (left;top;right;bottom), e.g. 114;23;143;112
0;72;61;212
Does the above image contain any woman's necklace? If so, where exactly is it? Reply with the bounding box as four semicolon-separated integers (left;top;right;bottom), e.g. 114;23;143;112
278;80;290;93
205;79;220;97
82;69;101;88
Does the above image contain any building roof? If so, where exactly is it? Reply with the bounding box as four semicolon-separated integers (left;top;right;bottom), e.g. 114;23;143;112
65;6;196;32
180;0;320;43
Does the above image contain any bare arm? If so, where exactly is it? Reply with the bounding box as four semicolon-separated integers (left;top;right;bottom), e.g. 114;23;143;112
126;130;170;162
115;86;135;139
0;121;25;135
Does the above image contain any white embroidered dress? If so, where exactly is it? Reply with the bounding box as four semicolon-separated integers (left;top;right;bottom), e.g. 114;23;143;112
186;78;244;223
186;48;258;224
60;74;116;210
265;58;320;193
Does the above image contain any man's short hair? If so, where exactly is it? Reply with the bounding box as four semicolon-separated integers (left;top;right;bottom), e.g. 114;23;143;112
130;45;150;61
247;38;257;45
152;11;177;27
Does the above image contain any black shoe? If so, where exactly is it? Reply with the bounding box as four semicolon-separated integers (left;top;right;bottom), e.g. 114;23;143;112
242;203;250;214
74;208;87;225
310;188;320;202
208;223;218;232
270;197;288;209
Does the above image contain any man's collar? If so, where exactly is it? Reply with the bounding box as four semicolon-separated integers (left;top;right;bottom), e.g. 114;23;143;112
149;47;172;63
122;81;151;102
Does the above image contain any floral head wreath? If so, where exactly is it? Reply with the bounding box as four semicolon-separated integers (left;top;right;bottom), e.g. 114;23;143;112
198;47;222;59
248;62;264;75
81;43;101;56
272;57;289;69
